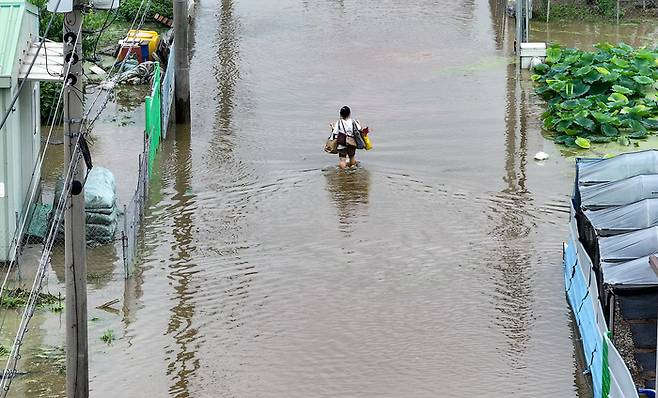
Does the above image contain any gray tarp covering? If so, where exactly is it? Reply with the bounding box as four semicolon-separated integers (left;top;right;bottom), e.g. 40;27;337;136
585;199;658;236
577;149;658;186
54;166;119;245
602;255;658;286
84;166;116;210
599;226;658;263
579;174;658;210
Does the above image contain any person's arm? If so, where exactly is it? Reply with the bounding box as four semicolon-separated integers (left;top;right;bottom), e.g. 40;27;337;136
354;120;362;131
332;121;340;137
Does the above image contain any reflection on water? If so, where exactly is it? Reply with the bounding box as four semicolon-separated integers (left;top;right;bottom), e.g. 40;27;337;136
166;125;200;397
13;0;658;396
489;44;534;365
324;167;371;235
216;0;240;132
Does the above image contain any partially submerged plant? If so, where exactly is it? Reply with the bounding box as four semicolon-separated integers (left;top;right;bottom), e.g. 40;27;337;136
0;289;62;309
533;42;658;148
100;329;115;345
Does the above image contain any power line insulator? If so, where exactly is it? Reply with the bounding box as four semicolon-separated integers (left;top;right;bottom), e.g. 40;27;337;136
64;31;77;45
71;180;83;196
64;52;79;65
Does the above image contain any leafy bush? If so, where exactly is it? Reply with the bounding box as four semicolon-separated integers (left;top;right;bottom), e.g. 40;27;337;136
533;42;658;148
119;0;172;22
40;81;62;121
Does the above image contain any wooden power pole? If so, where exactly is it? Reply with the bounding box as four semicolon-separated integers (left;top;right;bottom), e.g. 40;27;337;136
63;0;89;395
173;0;191;123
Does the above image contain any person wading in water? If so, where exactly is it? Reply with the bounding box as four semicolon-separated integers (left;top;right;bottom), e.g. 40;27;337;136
331;106;362;169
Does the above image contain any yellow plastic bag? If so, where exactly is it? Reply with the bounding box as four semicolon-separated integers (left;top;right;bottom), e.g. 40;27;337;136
364;135;373;150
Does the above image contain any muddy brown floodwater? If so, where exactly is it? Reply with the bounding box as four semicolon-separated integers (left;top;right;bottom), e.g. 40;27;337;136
6;1;658;397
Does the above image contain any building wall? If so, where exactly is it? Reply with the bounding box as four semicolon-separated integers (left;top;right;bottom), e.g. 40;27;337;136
0;3;41;262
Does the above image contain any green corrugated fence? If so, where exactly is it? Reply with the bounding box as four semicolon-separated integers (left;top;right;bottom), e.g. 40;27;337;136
145;62;162;176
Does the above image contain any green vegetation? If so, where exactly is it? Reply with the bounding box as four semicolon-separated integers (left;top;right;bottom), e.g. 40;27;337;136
0;345;9;358
100;329;115;344
119;0;172;23
533;42;658;148
27;0;172;122
40;81;62;122
533;0;622;21
0;288;62;310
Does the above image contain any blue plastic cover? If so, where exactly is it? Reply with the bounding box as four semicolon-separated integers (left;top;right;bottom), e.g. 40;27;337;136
601;255;658;287
585;199;658;236
599;226;658;263
578;150;658;186
579;175;658;211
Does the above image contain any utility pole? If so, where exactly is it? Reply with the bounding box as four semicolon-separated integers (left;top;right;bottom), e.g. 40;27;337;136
173;0;191;123
63;0;89;396
515;0;524;55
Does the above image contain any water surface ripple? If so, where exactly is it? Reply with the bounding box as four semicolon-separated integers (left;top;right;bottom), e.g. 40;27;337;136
18;0;658;397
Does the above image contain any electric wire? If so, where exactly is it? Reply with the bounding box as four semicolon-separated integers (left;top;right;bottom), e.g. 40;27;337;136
0;41;88;387
0;0;64;132
0;22;83;334
0;140;86;395
89;0;120;62
83;0;152;130
0;1;154;391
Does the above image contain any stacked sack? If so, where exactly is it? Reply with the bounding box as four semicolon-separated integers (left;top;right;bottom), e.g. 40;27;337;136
55;166;119;246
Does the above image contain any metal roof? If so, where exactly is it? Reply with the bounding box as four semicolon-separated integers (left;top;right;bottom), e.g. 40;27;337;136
18;41;64;81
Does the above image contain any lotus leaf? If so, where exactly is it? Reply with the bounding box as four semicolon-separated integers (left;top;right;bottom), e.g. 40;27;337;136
629;130;648;138
564;54;581;65
612;85;634;95
560;99;581;110
575;116;596;131
588;136;614;143
601;124;619;136
633;75;653;85
564;137;578;147
546;47;562;64
602;71;621;83
575;65;593;77
635;49;656;61
611;56;630;68
583;70;602;84
608;92;630;107
592;112;615;124
535;43;658;147
622;119;647;134
618;135;631;146
575;137;591;148
594;42;614;52
618;43;634;53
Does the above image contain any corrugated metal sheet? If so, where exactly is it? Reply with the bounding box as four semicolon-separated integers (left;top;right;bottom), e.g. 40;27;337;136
18;41;64;81
0;0;26;85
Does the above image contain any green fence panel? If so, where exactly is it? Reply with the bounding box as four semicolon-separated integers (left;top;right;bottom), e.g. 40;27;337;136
145;62;162;176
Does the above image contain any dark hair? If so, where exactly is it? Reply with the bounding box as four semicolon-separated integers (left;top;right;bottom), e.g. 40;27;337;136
340;106;351;119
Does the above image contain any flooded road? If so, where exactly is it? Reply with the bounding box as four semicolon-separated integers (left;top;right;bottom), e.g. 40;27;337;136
8;1;658;397
119;1;582;396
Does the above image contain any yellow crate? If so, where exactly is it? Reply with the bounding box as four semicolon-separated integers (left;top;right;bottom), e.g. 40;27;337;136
125;30;160;59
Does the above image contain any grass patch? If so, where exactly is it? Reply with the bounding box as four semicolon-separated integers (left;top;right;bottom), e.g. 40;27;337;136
0;289;62;310
535;3;608;22
100;329;115;345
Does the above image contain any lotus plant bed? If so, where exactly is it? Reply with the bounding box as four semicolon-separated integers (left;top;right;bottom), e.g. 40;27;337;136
533;43;658;149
